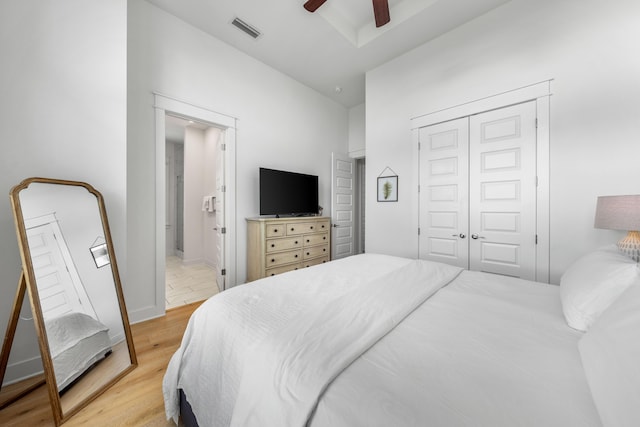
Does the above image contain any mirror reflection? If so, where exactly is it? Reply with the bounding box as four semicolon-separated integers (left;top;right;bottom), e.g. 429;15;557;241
2;178;136;425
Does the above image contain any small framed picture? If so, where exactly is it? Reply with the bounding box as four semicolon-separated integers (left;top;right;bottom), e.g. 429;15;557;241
377;175;398;202
90;243;111;268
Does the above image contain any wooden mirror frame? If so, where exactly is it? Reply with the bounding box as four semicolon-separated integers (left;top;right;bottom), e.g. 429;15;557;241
0;177;137;425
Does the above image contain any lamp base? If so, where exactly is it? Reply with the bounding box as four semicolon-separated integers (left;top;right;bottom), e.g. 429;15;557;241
617;230;640;263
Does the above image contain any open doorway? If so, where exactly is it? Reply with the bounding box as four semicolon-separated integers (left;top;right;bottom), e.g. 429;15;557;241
164;115;221;309
154;94;237;314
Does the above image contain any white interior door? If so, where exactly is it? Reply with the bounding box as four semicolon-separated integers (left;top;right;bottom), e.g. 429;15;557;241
331;153;355;260
26;219;96;320
418;117;469;268
469;101;537;279
214;134;226;291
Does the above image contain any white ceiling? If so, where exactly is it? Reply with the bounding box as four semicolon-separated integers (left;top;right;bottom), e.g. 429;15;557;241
165;114;211;143
146;0;511;108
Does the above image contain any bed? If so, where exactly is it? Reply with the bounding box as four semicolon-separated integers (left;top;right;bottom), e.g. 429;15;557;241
163;249;640;426
45;312;112;392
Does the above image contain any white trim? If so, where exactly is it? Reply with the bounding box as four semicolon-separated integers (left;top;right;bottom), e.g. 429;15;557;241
348;149;365;158
410;80;553;129
153;92;236;129
153;94;238;317
411;81;552;283
535;95;551;283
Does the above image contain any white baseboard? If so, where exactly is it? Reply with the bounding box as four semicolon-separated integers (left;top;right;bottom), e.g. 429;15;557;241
2;355;43;386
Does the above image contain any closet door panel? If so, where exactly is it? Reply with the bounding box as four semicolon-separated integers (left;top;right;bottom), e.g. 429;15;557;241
419;118;469;267
469;101;537;279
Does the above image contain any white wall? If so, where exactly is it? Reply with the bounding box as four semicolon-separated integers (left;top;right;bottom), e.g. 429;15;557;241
183;127;206;264
365;0;640;283
348;103;366;157
0;0;127;383
127;0;348;319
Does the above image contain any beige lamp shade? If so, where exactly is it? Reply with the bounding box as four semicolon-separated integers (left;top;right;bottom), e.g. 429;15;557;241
594;195;640;262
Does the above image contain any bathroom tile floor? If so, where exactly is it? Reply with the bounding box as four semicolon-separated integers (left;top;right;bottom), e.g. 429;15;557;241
165;255;219;309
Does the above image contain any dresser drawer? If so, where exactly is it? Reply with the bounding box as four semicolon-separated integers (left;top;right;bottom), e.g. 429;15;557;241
265;249;302;267
265;236;302;253
304;232;329;246
303;244;329;259
316;220;330;232
266;262;301;277
266;224;286;237
304;255;329;268
286;221;320;236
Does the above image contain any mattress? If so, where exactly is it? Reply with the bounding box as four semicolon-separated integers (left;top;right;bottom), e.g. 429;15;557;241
164;254;600;426
45;312;112;391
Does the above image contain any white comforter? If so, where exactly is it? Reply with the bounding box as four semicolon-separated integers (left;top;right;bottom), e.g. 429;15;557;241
164;254;600;426
163;254;457;425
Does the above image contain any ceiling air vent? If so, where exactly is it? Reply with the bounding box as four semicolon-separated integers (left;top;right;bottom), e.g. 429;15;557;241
231;17;261;39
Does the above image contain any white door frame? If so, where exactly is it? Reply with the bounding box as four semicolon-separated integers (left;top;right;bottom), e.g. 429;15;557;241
154;93;237;312
411;80;551;283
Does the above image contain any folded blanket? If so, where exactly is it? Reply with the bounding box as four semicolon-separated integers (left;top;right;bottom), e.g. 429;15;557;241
230;259;462;426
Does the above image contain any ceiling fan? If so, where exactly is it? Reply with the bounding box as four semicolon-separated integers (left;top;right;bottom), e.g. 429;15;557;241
304;0;391;28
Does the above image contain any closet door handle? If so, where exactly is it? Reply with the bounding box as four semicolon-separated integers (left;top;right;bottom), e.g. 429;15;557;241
452;233;466;239
471;234;485;240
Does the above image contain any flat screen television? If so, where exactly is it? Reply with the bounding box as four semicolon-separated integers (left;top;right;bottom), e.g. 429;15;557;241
260;167;318;217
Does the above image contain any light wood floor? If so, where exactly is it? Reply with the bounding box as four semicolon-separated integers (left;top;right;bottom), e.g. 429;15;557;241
0;301;202;426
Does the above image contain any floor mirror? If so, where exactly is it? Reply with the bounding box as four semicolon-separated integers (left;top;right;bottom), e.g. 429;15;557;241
0;177;137;425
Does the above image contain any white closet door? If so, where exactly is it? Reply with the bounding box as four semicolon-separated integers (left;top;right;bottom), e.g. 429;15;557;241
419;117;469;268
469;101;537;279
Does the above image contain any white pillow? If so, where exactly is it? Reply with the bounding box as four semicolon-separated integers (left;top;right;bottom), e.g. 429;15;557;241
578;282;640;426
560;245;639;331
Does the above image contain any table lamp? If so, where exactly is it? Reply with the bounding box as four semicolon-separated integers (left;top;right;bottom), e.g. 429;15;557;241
594;195;640;262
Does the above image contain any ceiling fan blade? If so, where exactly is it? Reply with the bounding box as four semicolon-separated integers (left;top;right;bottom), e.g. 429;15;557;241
304;0;327;13
372;0;390;27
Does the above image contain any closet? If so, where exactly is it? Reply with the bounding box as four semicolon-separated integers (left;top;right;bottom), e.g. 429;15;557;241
418;101;539;280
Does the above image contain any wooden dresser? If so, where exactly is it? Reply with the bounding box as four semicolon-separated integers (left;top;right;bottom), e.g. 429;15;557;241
246;216;331;281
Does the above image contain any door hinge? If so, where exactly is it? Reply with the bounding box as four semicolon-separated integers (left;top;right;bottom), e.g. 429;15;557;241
221;227;227;234
418;184;420;193
535;234;538;244
221;143;226;151
536;176;538;187
418;142;421;150
535;118;538;128
418;228;421;235
221;269;226;276
221;185;226;193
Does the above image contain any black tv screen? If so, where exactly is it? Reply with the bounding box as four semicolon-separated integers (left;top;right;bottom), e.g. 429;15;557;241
260;168;318;216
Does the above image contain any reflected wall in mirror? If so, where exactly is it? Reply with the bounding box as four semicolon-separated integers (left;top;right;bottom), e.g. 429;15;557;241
0;177;137;426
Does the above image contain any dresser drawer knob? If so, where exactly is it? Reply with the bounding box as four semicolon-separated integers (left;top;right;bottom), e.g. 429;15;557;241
306;252;310;256
321;224;325;228
323;236;326;240
291;227;295;231
295;241;298;244
274;229;278;233
270;273;275;276
323;248;326;252
306;239;310;243
271;258;275;263
295;254;299;258
271;243;275;248
310;226;314;230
